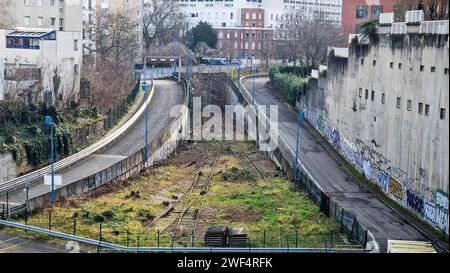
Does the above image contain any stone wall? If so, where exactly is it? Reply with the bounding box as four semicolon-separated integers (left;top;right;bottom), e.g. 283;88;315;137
0;152;16;183
303;33;449;235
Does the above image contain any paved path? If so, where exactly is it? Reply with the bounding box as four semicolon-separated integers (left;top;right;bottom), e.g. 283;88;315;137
242;76;427;251
5;79;184;204
0;232;66;253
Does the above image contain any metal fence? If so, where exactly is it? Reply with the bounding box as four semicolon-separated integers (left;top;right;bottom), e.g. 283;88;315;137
103;80;140;130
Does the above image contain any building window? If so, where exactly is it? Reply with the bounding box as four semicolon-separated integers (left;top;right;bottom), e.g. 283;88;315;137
371;90;375;101
373;60;376;66
137;10;141;18
246;12;249;20
59;18;64;31
371;5;383;17
252;12;256;20
74;64;79;75
74;39;78;51
361;58;364;65
230;12;233;19
420;65;424;71
50;17;56;26
445;68;449;74
418;103;423;114
407;100;412;111
425;104;430;116
431;66;436;72
390;62;393;68
398;63;402;69
381;93;385;104
365;89;368;100
358;88;362;97
396;97;401;108
37;17;43;26
440;108;446;120
356;5;368;18
24;16;30;26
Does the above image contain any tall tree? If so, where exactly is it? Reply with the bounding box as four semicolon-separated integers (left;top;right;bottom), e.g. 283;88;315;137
143;0;187;49
84;10;138;64
277;7;343;68
187;21;218;50
396;0;449;20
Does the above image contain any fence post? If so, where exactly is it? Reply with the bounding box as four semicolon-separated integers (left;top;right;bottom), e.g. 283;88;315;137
263;230;266;248
126;230;130;247
137;235;140;253
330;231;334;249
157;229;160;248
295;230;298;248
364;230;368;249
73;218;76;236
6;192;9;220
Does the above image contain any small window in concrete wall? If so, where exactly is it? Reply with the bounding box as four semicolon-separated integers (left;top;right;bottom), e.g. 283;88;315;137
420;65;424;71
431;67;436;72
365;89;369;99
373;60;376;66
359;88;362;97
440;108;446;120
381;93;385;104
398;63;402;69
396;97;401;108
418;103;423;114
361;58;364;65
407;100;412;111
390;62;393;68
445;68;449;74
425;104;430;116
371;90;375;101
74;39;78;51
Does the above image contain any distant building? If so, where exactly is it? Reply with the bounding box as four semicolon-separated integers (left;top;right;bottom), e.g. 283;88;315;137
341;0;405;46
176;0;342;60
0;28;82;106
7;0;83;32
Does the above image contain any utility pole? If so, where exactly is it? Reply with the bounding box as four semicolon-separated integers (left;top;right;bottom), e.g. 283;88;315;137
294;112;304;181
44;116;55;207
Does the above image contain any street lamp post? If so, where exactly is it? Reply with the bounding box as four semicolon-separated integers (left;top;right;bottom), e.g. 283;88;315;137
237;60;241;101
44;115;55;207
142;82;149;163
294;112;305;181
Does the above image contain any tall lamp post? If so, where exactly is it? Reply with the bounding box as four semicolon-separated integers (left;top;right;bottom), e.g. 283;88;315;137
237;59;241;101
142;81;149;163
294;111;305;181
44;115;55;207
252;65;258;105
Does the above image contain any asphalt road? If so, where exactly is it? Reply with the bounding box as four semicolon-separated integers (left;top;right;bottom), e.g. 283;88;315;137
242;76;426;250
5;79;184;205
0;232;66;253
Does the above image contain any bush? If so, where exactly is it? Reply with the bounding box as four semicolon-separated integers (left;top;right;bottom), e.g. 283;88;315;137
269;65;310;106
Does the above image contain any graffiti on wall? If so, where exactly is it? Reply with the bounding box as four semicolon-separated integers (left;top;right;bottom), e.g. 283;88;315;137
377;171;389;194
389;179;405;201
406;189;424;217
305;107;449;235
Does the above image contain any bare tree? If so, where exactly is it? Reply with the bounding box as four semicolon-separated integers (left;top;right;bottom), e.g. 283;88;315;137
143;0;187;49
277;7;343;68
0;0;14;29
84;10;138;64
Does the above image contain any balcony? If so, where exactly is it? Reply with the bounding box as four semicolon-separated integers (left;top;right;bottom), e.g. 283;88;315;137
420;20;449;35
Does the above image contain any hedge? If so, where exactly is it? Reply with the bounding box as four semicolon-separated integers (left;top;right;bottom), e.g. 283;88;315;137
269;65;310;106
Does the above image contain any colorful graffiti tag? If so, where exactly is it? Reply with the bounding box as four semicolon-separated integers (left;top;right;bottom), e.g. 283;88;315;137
305;108;449;235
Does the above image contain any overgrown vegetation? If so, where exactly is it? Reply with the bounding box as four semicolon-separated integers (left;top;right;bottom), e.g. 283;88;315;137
269;65;310;106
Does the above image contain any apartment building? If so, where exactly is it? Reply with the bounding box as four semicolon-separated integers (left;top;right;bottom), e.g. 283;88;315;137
176;0;342;60
8;0;83;32
0;28;82;105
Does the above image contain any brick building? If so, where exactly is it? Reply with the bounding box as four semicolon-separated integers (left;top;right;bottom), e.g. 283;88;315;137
341;0;404;45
